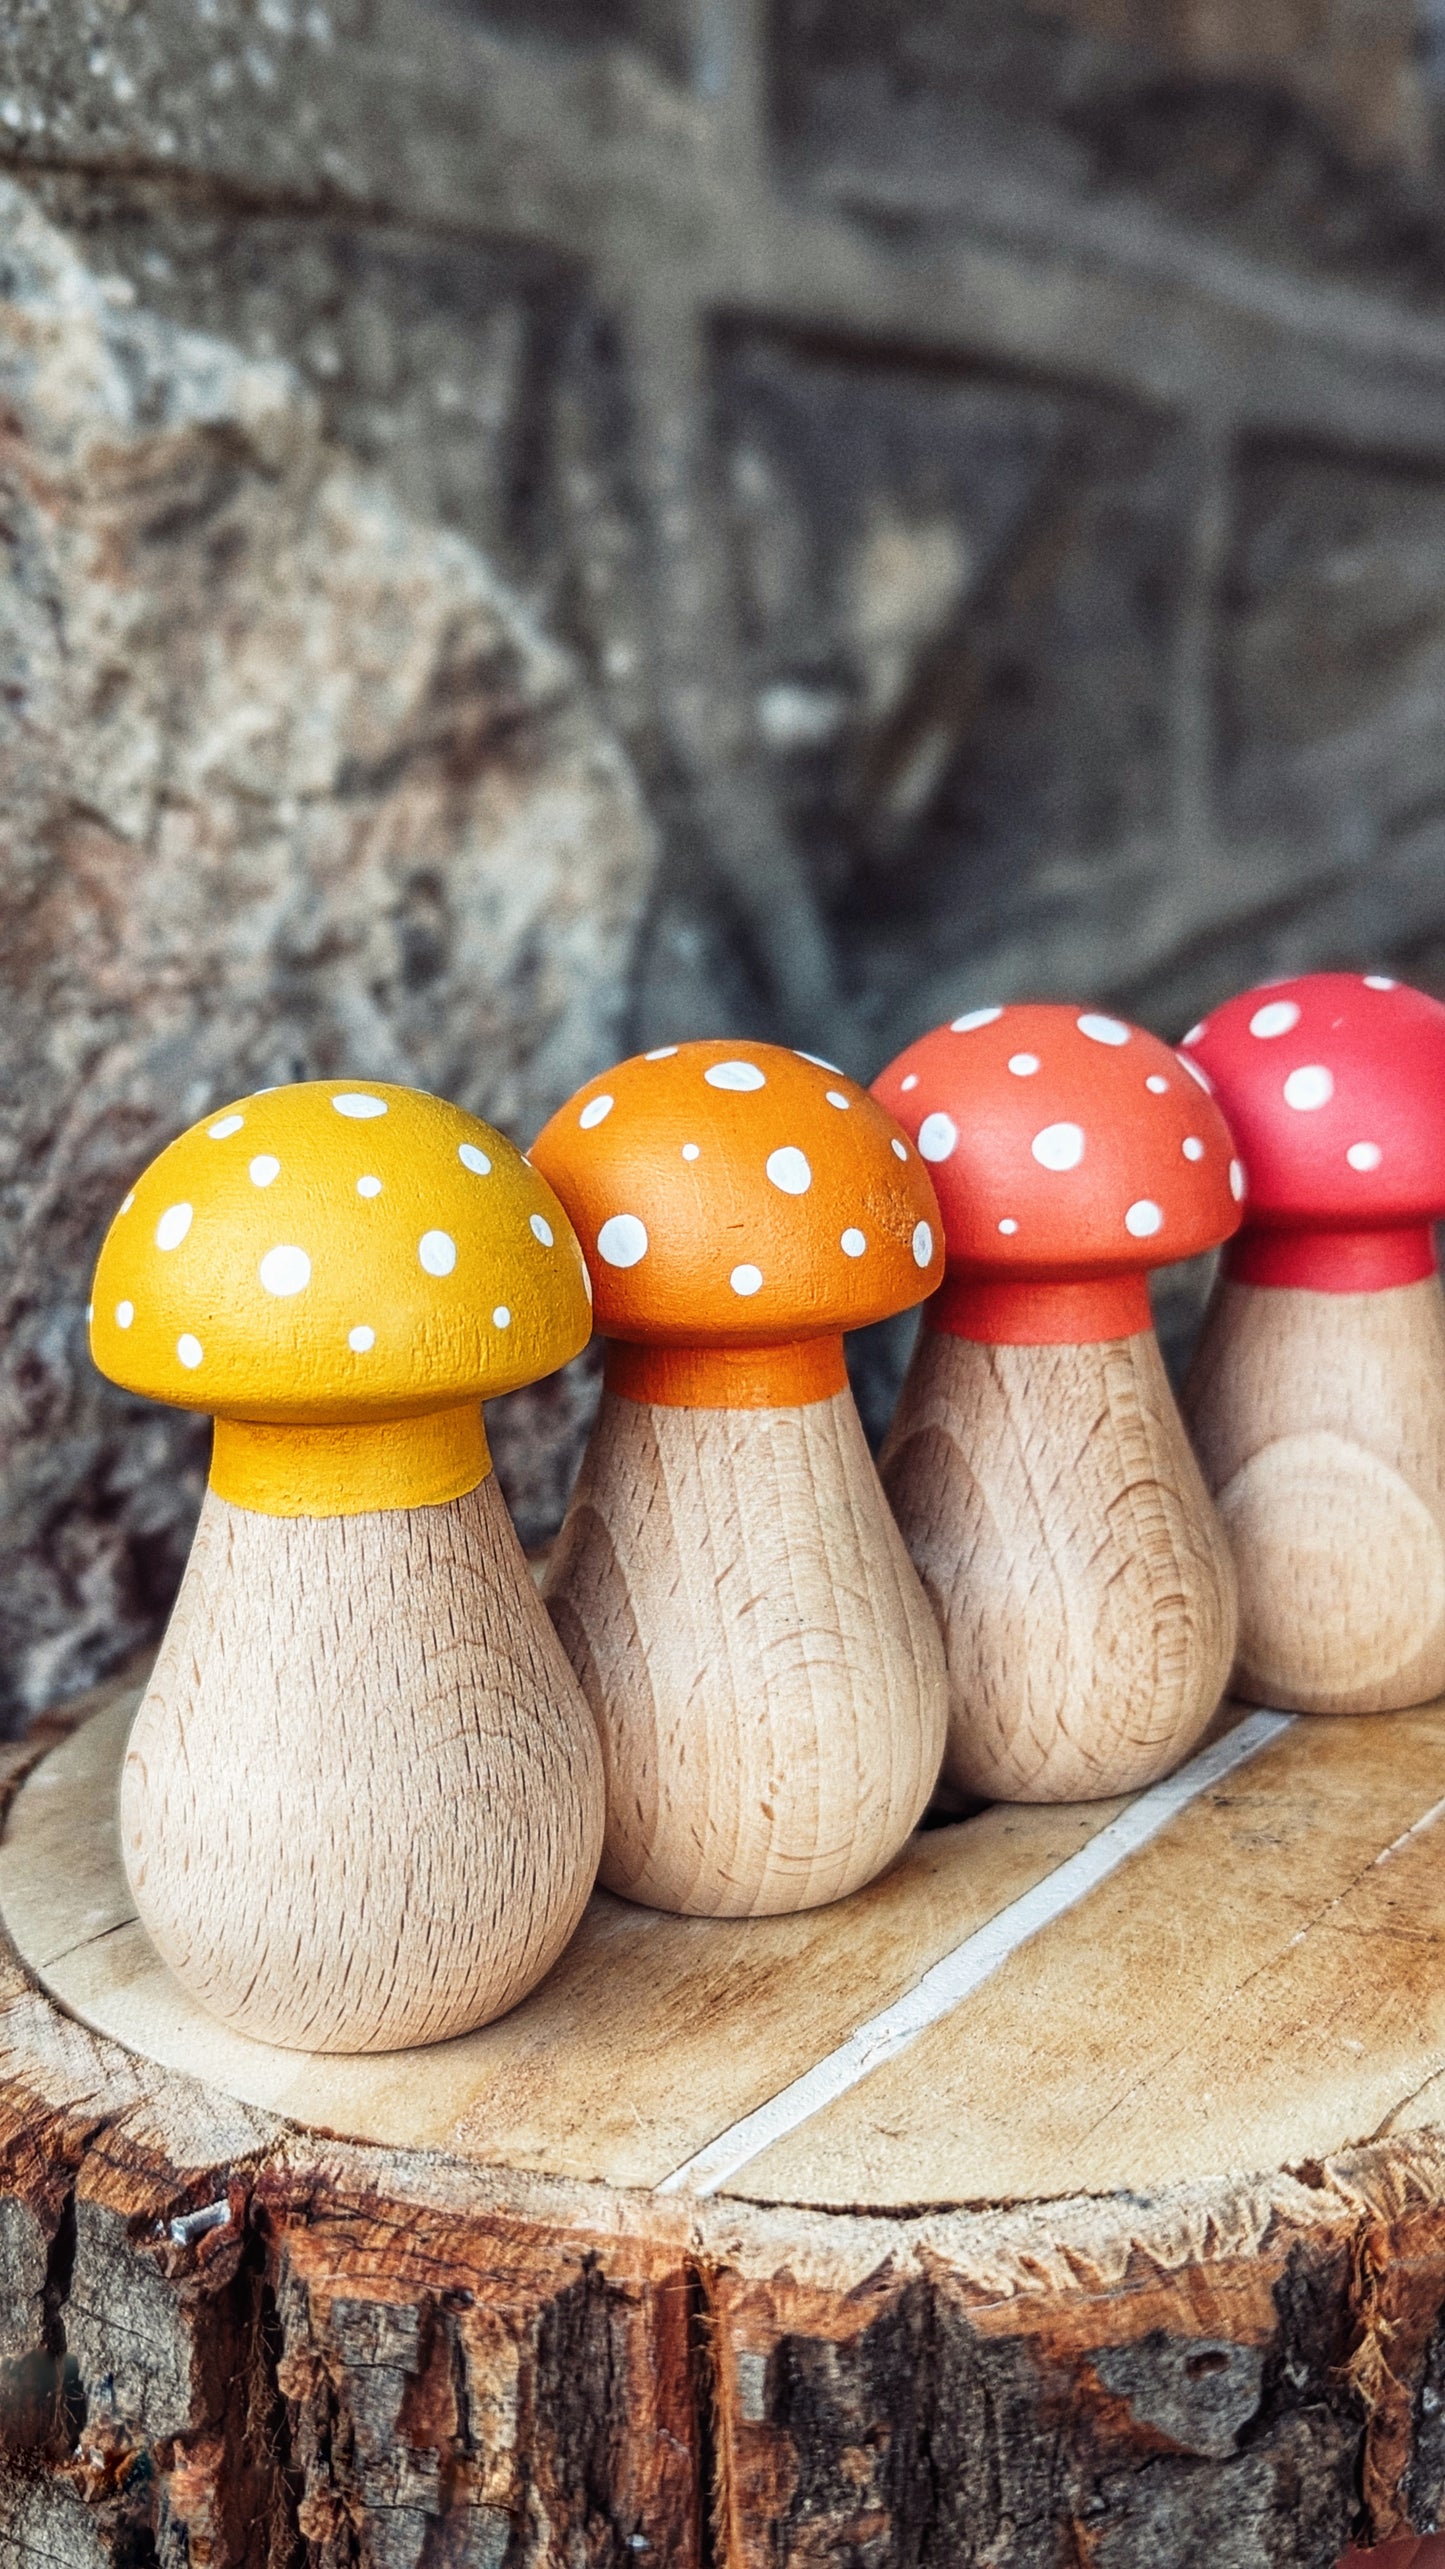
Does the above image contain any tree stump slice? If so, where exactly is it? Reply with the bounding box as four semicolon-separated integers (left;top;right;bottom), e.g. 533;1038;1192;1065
6;1679;1445;2561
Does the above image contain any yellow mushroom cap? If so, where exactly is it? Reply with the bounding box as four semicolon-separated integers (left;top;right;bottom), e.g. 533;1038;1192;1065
89;1082;591;1427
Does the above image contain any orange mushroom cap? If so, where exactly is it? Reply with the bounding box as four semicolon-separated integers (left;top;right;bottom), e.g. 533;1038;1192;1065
529;1040;943;1407
872;1004;1242;1344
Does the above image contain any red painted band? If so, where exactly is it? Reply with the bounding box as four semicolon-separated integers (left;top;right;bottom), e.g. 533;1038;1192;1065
929;1272;1154;1346
604;1334;849;1410
1225;1222;1437;1293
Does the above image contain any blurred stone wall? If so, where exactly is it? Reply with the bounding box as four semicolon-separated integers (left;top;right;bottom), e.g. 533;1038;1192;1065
4;0;1445;1722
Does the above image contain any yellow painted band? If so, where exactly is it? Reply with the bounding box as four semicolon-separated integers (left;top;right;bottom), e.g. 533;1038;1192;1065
210;1405;491;1518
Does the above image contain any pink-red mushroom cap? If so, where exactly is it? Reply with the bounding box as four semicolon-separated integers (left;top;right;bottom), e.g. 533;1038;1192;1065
873;1003;1241;1344
1181;972;1445;1292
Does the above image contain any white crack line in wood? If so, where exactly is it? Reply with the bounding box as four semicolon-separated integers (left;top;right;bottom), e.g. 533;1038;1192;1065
654;1709;1297;2199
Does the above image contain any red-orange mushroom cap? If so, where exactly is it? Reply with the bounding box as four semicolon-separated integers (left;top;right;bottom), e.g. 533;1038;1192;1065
872;1003;1242;1344
529;1039;943;1407
1181;972;1445;1292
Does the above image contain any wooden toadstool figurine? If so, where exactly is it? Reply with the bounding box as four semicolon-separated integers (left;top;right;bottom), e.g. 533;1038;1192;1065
89;1081;604;2052
872;1004;1241;1803
1181;972;1445;1714
529;1040;948;1916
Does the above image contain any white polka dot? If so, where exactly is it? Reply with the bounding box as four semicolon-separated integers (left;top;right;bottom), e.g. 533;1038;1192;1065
840;1228;866;1257
155;1203;192;1251
951;1007;1003;1033
1347;1141;1383;1171
176;1333;203;1370
1182;1136;1205;1161
599;1214;648;1267
705;1060;766;1092
825;1090;851;1111
1146;1074;1169;1094
530;1213;554;1247
120;1192;135;1215
918;1112;957;1163
348;1325;375;1354
1125;1199;1164;1238
1181;1022;1206;1047
681;1143;700;1161
1364;976;1396;991
1284;1064;1333;1112
1230;1159;1246;1201
260;1245;311;1297
767;1146;812;1195
1181;1056;1214;1093
1008;1052;1040;1077
579;1094;613;1129
458;1144;491;1176
357;1175;383;1197
1078;1013;1130;1047
998;1218;1018;1236
332;1092;387;1119
1249;1000;1301;1040
912;1221;934;1267
115;1300;134;1329
249;1153;280;1188
1031;1122;1085;1172
85;1302;94;1325
419;1230;456;1277
208;1115;243;1139
645;1046;678;1060
731;1263;763;1295
891;1138;908;1160
796;1051;843;1072
900;1073;918;1092
580;1263;593;1303
492;1305;512;1328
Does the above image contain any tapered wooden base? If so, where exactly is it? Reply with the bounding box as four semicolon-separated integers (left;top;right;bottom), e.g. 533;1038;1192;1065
543;1387;947;1915
881;1327;1238;1802
122;1475;604;2051
1185;1275;1445;1715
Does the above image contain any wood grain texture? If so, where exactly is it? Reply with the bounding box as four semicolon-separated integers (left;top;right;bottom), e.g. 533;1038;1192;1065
121;1477;604;2052
881;1325;1238;1802
1185;1274;1445;1714
542;1387;947;1915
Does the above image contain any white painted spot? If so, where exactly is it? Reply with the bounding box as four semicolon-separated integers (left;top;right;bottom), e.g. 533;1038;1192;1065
332;1092;387;1118
1284;1064;1333;1112
1031;1122;1085;1172
998;1218;1018;1235
797;1050;842;1072
580;1263;593;1304
115;1300;134;1329
1230;1159;1246;1201
1364;975;1397;991
840;1228;866;1257
951;1007;1003;1033
730;1263;763;1295
1181;1056;1214;1094
825;1090;851;1111
579;1094;614;1129
249;1154;280;1188
458;1143;491;1175
1182;1136;1205;1161
1249;999;1301;1040
705;1060;766;1092
348;1325;375;1353
681;1143;700;1161
767;1146;812;1195
1146;1074;1169;1094
357;1174;383;1197
599;1213;648;1267
1181;1022;1206;1046
1347;1141;1383;1172
493;1305;512;1328
176;1333;203;1370
155;1202;193;1251
891;1138;908;1160
260;1245;311;1296
918;1112;957;1163
912;1221;934;1268
120;1192;135;1215
900;1073;919;1092
1125;1199;1164;1238
645;1045;678;1060
208;1114;244;1139
1008;1052;1040;1077
1078;1013;1130;1047
419;1230;457;1276
85;1303;93;1325
530;1213;555;1246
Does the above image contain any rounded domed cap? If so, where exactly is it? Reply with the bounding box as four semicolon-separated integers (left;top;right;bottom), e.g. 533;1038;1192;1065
90;1081;591;1423
1181;973;1445;1289
873;1005;1240;1341
530;1042;942;1353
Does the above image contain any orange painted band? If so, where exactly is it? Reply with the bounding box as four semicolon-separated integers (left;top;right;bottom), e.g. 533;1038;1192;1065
210;1404;491;1517
604;1335;849;1410
1226;1221;1437;1293
930;1272;1154;1346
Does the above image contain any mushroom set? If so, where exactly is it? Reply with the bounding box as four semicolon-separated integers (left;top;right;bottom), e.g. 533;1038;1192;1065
88;970;1445;2055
